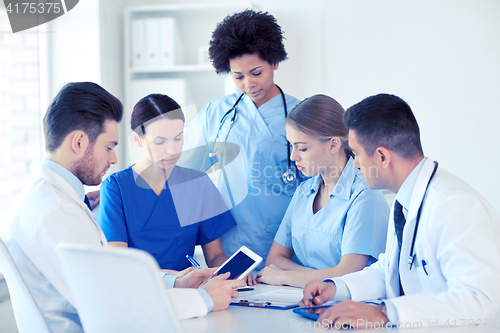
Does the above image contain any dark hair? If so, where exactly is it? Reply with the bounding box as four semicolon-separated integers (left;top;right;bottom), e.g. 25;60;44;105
287;94;353;158
209;9;287;74
131;94;185;136
43;82;123;152
343;93;424;158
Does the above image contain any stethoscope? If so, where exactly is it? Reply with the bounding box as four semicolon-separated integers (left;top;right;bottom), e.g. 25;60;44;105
210;85;296;184
408;160;439;270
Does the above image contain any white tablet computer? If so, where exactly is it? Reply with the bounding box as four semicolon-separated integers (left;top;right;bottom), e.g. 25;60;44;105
215;246;262;280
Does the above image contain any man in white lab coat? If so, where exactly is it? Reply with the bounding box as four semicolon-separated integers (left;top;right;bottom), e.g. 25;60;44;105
301;93;500;329
1;82;243;332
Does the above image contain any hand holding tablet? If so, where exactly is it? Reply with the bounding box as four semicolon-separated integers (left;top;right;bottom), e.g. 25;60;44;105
202;246;262;286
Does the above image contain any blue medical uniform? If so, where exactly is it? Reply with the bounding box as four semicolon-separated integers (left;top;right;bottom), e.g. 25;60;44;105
96;166;236;271
274;158;389;269
181;92;302;269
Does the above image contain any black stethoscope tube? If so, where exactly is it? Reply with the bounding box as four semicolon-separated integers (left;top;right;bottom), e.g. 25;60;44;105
408;161;439;269
213;85;296;184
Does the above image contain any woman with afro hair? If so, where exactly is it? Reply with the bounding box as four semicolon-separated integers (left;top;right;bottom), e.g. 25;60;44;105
183;10;302;282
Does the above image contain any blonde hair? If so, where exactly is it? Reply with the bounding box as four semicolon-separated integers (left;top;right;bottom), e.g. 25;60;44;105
287;94;353;157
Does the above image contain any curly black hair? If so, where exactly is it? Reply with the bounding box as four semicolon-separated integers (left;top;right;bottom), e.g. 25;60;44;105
209;9;288;74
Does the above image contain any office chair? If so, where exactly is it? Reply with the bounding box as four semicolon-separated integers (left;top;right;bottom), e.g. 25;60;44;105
0;238;51;333
56;243;183;333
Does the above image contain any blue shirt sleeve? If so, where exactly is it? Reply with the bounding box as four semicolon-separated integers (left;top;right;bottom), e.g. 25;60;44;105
341;189;389;259
162;273;178;288
161;273;214;312
197;289;214;312
96;176;129;243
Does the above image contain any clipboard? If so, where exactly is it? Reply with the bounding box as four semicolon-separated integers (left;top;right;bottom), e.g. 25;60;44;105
230;288;303;310
231;299;299;310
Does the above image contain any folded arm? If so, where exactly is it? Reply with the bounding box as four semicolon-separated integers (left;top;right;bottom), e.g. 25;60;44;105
258;251;369;288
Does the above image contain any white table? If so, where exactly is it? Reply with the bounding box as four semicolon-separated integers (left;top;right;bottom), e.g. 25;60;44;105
181;284;312;333
181;284;500;333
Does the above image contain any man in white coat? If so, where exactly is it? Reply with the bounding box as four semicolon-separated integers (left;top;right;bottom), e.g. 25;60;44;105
1;82;243;332
301;93;500;329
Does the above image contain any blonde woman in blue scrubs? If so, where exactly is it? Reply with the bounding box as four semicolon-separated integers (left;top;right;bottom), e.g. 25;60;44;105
256;95;389;288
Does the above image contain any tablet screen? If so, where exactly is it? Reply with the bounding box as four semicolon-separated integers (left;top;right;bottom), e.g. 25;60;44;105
217;251;255;279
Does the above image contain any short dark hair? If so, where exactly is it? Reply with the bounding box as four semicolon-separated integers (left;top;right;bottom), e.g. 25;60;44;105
209;9;287;74
131;94;185;136
344;93;424;158
43;82;123;152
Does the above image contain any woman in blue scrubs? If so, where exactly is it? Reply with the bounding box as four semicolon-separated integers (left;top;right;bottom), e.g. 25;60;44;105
256;95;390;288
181;10;302;278
96;94;236;274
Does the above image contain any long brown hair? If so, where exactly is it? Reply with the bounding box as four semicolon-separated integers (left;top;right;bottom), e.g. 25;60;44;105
287;94;353;158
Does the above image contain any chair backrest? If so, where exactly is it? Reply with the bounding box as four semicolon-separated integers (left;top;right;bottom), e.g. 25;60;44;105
0;238;51;333
56;243;183;333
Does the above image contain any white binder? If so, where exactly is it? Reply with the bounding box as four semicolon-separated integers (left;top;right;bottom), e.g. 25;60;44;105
131;18;146;68
145;17;161;68
159;17;175;67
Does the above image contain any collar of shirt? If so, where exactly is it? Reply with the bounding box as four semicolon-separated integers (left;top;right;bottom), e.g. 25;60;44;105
395;156;427;218
41;159;85;201
306;157;356;201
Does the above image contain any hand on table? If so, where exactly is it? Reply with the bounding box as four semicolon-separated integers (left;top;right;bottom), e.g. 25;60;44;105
245;271;257;286
255;264;286;285
174;267;217;288
201;272;245;311
85;190;101;210
316;300;388;329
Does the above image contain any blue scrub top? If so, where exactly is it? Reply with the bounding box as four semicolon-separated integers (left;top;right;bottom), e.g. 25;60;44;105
181;92;303;269
96;166;236;270
274;158;389;269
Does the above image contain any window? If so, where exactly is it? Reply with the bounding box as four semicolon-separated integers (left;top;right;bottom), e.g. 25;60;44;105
0;9;42;230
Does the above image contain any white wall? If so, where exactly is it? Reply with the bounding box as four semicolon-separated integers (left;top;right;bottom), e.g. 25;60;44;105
42;0;110;186
99;0;169;173
323;0;500;212
44;0;153;178
46;0;101;98
47;0;500;211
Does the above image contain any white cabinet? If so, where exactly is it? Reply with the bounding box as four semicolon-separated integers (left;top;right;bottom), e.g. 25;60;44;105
123;2;254;138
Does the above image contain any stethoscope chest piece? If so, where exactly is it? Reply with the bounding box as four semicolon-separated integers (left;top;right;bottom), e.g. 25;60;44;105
282;169;296;184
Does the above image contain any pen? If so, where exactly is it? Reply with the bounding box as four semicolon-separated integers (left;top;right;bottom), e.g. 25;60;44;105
186;255;201;268
422;260;429;275
308;292;319;304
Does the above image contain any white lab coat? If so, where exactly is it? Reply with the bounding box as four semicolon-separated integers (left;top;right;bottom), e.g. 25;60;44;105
2;165;208;332
333;158;500;325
